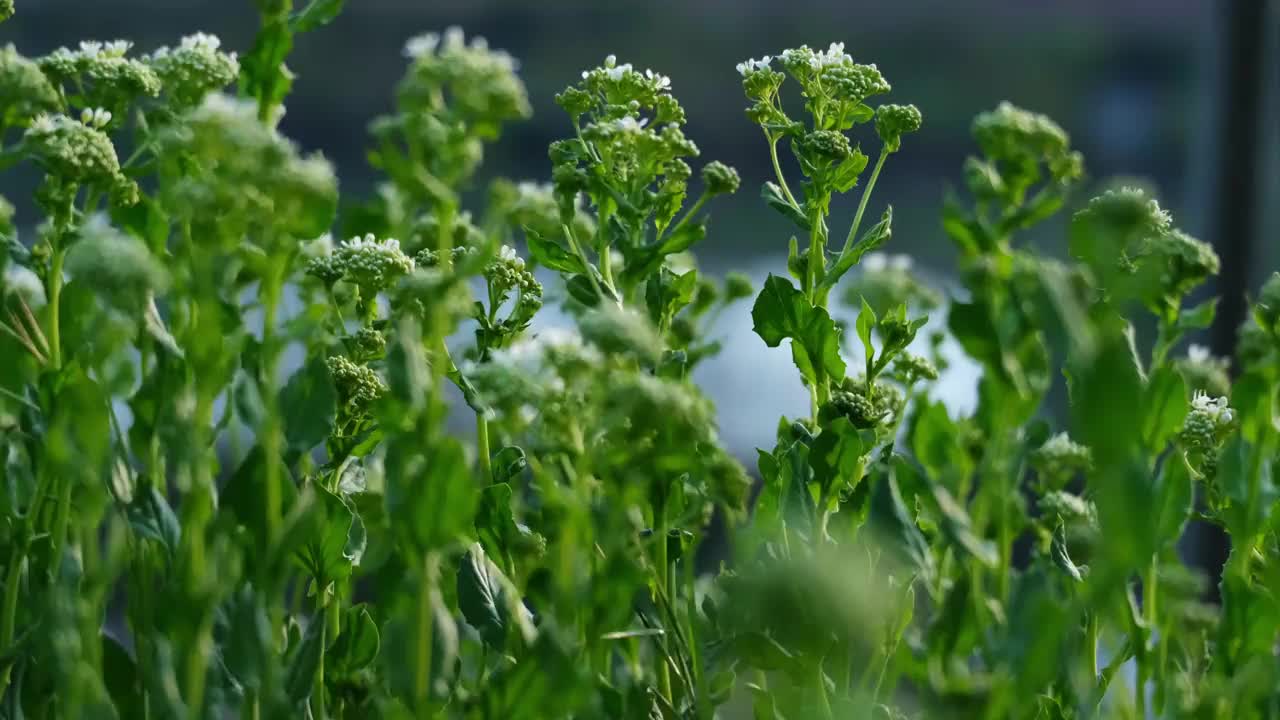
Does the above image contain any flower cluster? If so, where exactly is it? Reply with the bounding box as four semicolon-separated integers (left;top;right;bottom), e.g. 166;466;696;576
825;375;904;431
1074;186;1172;241
327;355;388;412
844;252;942;316
156;93;337;242
1178;392;1235;456
965;102;1083;206
890;352;939;386
0;44;59;127
875;103;922;153
23;113;137;204
1174;344;1231;398
308;234;415;295
1029;432;1092;487
64;214;168;312
38;40;160;114
385;27;530;191
146;32;240;109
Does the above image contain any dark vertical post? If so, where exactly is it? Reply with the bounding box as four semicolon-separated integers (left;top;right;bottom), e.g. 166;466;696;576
1199;0;1269;598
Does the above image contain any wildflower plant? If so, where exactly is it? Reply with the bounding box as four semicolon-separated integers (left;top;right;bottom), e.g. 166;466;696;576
0;3;1279;720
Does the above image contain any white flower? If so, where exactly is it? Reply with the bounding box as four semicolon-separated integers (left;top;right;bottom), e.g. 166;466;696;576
442;26;465;51
644;68;671;90
604;62;633;82
735;55;773;76
604;54;617;67
103;40;132;57
470;35;489;50
404;32;440;58
809;42;852;69
179;32;222;52
888;255;914;271
28;113;55;135
77;41;103;58
79;107;112;128
607;116;648;134
1187;343;1211;363
1190;391;1233;426
499;245;518;261
3;264;46;307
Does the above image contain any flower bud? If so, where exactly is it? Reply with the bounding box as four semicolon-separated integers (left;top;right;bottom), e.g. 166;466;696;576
701;161;740;196
875;103;921;153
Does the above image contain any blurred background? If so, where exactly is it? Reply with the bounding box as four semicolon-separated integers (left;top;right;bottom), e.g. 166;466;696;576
5;0;1279;458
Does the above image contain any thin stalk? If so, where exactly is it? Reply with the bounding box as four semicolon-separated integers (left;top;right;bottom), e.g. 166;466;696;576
563;223;613;305
659;192;708;249
838;148;889;259
654;513;673;706
766;131;800;209
48;246;66;370
476;412;492;482
311;598;330;720
0;317;45;364
414;552;439;705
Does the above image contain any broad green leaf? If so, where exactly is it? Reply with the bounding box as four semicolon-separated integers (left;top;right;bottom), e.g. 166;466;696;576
644;266;697;329
867;471;933;581
278;354;337;454
855;297;876;365
1177;297;1217;331
1141;366;1187;454
384;436;476;551
329;604;380;674
827;206;892;287
456;542;535;651
293;482;366;587
808;417;864;504
1153;451;1194;546
475;482;544;577
101;633;144;718
751;274;846;387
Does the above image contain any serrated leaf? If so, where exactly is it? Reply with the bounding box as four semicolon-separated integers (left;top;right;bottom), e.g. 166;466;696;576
526;229;585;274
751;274;846;387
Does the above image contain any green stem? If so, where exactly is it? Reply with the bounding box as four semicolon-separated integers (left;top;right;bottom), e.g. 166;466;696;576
563;223;612;305
0;545;25;697
476;413;492;483
654;513;673;706
261;279;283;546
766;131;800;209
414;552;439;706
311;599;330;720
48;246;65;370
838;148;889;259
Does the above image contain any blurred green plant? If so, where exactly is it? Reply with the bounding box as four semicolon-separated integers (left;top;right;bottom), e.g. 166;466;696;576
0;3;1277;719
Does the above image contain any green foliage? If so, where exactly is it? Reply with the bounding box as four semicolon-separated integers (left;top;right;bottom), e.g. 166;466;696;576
0;6;1277;720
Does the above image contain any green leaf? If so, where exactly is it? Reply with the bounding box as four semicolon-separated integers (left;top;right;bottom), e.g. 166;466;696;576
762;182;810;231
645;267;698;329
1153;451;1194;547
910;400;972;493
457;542;535;652
384;436;476;551
657;218;707;255
239;15;296;119
102;633;144;718
751;274;846;387
279;355;337;454
831;148;870;193
222;444;297;553
1141;366;1187;453
808;417;864;505
330;604;380;674
293;483;366;587
855;296;877;366
284;612;325;703
867;470;933;581
126;486;181;557
490;445;527;485
290;0;346;32
829;207;892;287
933;486;998;567
526;229;585;274
1177;298;1218;331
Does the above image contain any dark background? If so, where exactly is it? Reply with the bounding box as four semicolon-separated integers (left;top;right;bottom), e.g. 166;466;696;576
6;0;1279;455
